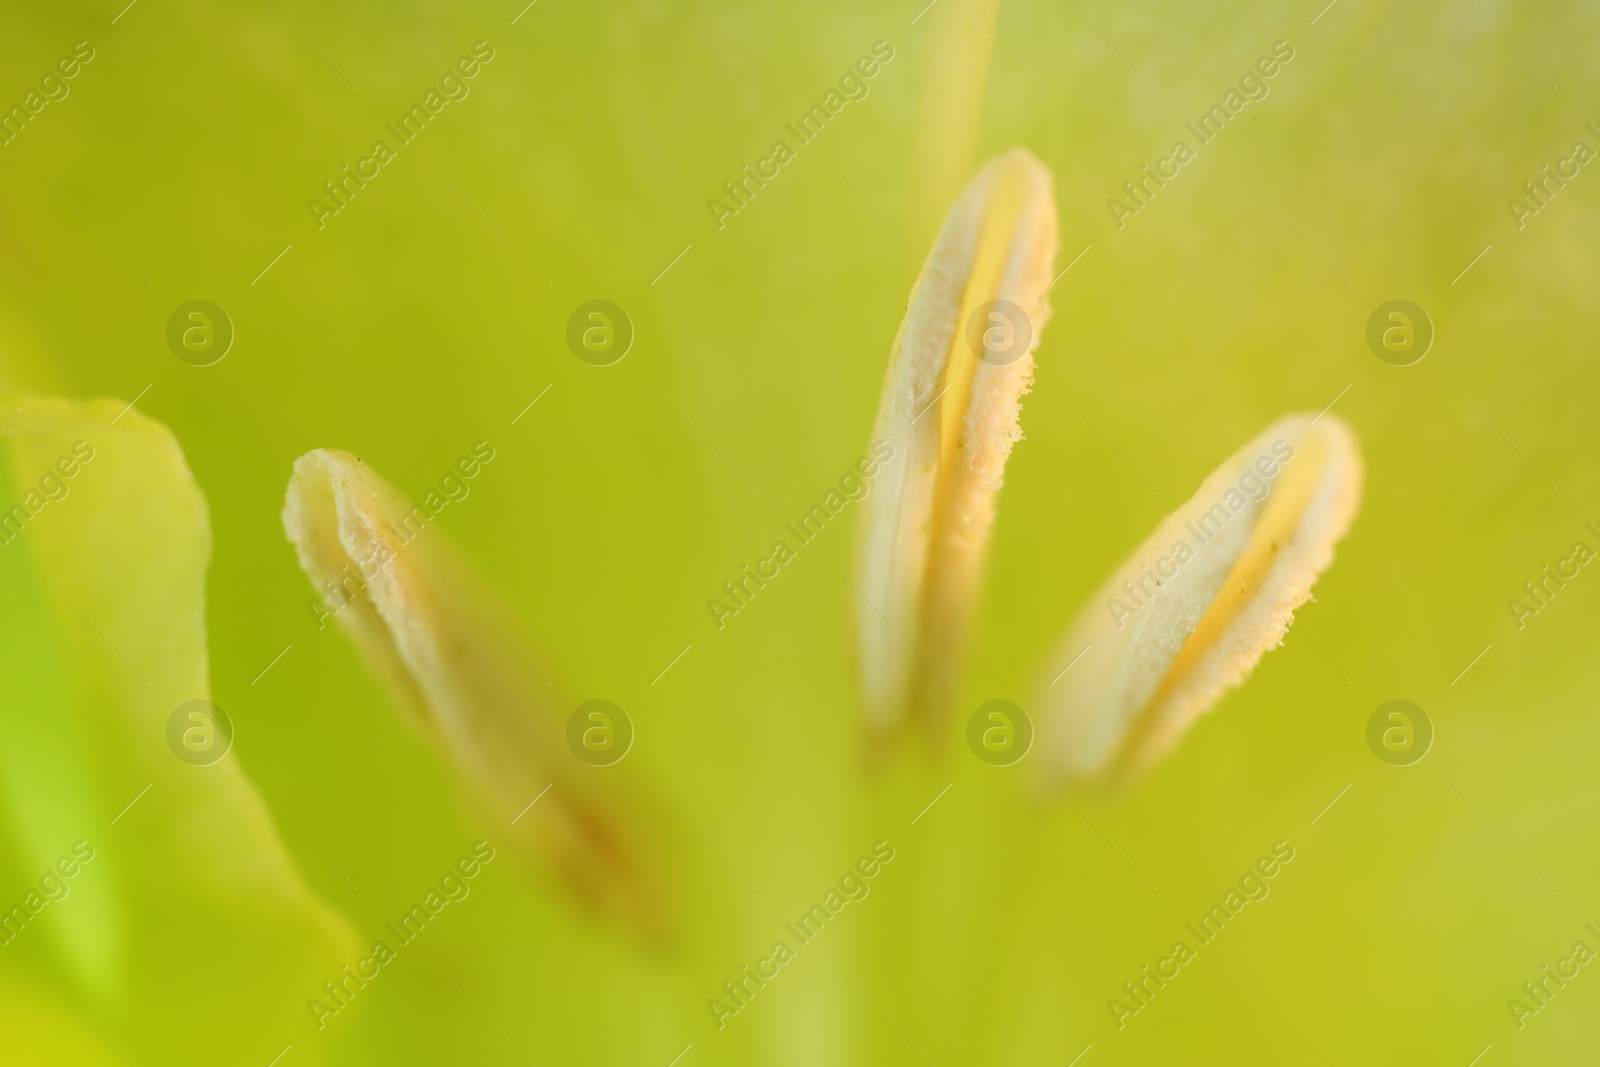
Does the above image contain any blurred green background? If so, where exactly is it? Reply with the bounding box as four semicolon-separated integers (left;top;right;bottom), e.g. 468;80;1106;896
1;0;1598;1063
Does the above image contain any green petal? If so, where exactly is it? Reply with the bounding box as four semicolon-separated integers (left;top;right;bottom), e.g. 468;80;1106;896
0;394;354;1061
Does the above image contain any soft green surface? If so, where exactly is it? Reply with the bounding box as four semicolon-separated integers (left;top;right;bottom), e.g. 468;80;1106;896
0;1;1596;1063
